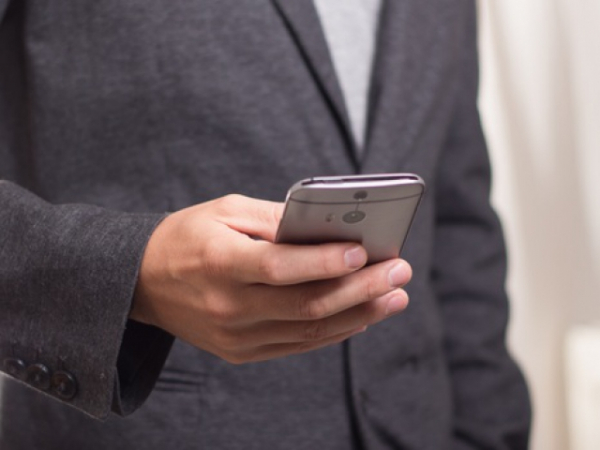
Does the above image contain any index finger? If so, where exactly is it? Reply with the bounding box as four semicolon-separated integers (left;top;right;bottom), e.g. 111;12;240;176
234;238;368;285
212;194;284;242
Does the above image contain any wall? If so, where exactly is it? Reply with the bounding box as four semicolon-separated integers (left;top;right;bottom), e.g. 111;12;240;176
478;1;600;449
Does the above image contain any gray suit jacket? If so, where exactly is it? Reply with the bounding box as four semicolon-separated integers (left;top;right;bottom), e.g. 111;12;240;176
0;0;531;449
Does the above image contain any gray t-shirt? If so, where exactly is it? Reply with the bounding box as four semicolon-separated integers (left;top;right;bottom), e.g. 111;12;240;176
313;0;382;149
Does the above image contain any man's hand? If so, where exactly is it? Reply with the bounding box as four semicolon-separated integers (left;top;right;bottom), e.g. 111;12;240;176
131;194;412;364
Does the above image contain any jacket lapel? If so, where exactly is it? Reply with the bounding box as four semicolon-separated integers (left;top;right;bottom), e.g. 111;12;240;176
362;0;465;171
271;0;359;167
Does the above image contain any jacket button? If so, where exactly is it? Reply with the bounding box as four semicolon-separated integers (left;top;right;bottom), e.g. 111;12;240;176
25;363;52;390
51;371;78;401
3;358;27;379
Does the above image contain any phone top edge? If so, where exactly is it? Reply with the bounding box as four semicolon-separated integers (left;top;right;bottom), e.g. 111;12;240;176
298;173;424;187
288;173;421;191
286;192;423;205
288;173;425;192
286;173;425;202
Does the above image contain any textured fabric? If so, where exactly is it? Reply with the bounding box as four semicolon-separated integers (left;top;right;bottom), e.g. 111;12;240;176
0;182;172;419
0;0;531;449
313;0;382;149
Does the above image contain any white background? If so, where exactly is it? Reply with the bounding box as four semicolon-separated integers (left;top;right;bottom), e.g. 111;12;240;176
478;1;600;449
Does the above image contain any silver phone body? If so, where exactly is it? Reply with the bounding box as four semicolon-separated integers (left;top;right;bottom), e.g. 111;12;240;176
275;173;425;264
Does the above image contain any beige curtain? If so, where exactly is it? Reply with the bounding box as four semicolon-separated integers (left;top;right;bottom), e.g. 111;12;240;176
478;1;600;449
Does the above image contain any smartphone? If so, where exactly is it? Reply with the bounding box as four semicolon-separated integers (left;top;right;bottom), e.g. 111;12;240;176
275;173;425;264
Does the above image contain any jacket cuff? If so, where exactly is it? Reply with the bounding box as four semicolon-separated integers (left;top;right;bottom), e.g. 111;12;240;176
0;181;170;418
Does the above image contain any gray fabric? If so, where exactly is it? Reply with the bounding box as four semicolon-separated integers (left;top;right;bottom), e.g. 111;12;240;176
313;0;382;149
0;0;531;449
0;182;172;418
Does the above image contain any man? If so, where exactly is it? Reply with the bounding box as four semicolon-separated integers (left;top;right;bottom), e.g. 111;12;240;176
0;1;531;449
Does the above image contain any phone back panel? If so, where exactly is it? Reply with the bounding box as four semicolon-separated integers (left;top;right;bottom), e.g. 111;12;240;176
276;177;424;264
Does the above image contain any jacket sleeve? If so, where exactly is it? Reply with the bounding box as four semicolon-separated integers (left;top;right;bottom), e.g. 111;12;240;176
0;181;174;419
432;3;532;449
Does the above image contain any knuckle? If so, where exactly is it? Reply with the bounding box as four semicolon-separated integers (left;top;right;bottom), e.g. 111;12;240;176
304;300;329;320
258;201;282;229
207;300;238;326
269;203;283;227
219;194;245;210
223;346;266;365
303;320;329;341
360;275;380;302
298;296;329;320
316;246;337;275
221;350;248;365
257;253;281;283
213;194;246;219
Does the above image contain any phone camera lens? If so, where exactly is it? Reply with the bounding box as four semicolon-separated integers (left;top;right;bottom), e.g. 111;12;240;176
354;190;368;200
343;211;366;224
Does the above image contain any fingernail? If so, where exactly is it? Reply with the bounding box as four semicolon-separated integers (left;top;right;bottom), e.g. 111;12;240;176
388;262;410;287
385;294;408;316
345;246;367;269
